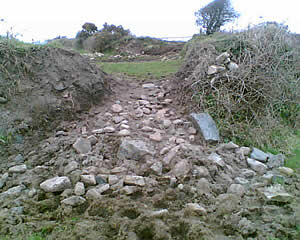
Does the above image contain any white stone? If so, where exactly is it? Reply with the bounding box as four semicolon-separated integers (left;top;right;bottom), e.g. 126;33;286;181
142;83;156;89
8;164;27;173
124;175;145;186
118;129;131;136
74;182;85;196
149;131;162;142
97;184;110;194
120;124;130;129
247;158;268;175
111;104;123;113
40;176;71;193
185;203;207;215
80;175;96;185
150;162;163;175
149;209;169;217
141;126;154;132
227;184;246;196
108;175;119;185
208;65;226;75
163;119;172;128
227;62;239;71
121;186;137;195
278;167;294;176
103;126;115;133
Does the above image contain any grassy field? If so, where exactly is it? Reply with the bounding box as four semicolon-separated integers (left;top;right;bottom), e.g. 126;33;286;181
98;59;182;79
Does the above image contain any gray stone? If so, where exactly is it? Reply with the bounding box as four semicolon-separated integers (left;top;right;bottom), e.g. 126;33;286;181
121;186;138;195
14;154;24;163
85;188;102;200
189;113;220;142
163;119;172;128
61;196;86;206
162;145;180;165
267;153;285;169
215;194;241;215
40;176;71;192
74;182;85;196
124;175;145;186
250;148;269;162
87;135;98;145
227;184;246;196
278;167;294;176
234;177;249;185
112;116;124;124
185;203;207;216
172;159;190;177
193;166;210;178
118;129;131;136
142;83;156;89
111;104;123;113
261;184;293;203
207;65;226;75
0;185;26;200
247;158;267;175
11;206;24;215
108;175;119;185
150;161;163;175
149;209;169;217
103;126;115;133
236;147;251;160
73;138;91;154
0;97;8;103
241;169;256;178
149;131;162;142
118;139;155;161
195;178;211;194
227;62;239;71
80;175;96;185
97;184;110;194
238;218;256;236
208;153;225;167
8;164;27;173
141;126;154;132
64;161;79;174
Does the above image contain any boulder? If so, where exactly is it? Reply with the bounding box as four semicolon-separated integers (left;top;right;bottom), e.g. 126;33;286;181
40;176;71;192
189;113;220;142
118;139;155;161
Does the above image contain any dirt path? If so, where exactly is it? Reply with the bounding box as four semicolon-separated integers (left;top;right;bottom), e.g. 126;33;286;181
0;71;299;240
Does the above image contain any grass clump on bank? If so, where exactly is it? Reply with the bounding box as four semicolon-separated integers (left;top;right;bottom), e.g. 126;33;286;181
176;23;300;163
98;59;182;79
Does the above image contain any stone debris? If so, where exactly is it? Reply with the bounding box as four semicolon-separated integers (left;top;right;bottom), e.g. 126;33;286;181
185;203;207;216
118;139;155;161
124;175;145;186
261;184;293;203
74;182;85;196
80;175;97;185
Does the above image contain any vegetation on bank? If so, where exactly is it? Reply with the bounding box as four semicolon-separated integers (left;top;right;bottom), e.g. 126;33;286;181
177;23;299;166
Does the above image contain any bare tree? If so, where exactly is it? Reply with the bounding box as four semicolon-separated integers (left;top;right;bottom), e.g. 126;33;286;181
195;0;239;35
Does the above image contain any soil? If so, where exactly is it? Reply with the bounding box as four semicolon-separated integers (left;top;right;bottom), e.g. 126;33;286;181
0;47;299;240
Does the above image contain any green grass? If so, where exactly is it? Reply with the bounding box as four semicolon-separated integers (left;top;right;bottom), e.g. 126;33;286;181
98;59;182;78
285;148;300;169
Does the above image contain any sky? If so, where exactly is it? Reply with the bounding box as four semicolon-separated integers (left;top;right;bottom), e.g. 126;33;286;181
0;0;299;42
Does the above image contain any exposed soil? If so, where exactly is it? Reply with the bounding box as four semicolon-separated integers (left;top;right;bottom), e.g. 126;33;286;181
0;48;299;240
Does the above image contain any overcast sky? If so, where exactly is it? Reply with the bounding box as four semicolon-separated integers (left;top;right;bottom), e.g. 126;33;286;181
0;0;299;42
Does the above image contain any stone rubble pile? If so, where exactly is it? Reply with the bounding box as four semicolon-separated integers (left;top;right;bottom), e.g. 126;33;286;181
0;79;298;239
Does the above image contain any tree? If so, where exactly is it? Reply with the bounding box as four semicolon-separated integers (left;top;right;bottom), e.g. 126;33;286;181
195;0;239;35
82;22;98;34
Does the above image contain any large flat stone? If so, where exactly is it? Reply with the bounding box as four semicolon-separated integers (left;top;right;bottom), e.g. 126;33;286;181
189;113;220;142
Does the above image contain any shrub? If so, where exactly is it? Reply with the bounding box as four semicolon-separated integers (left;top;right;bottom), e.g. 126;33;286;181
176;23;300;153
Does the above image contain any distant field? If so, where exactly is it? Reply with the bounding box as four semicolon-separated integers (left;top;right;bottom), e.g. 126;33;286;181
98;59;182;79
